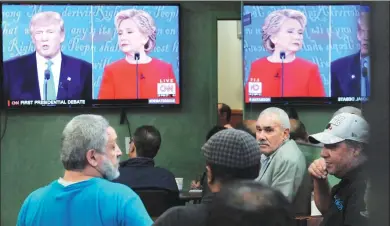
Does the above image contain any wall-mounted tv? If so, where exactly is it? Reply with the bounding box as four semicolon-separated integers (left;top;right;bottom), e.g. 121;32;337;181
242;4;370;104
2;3;180;108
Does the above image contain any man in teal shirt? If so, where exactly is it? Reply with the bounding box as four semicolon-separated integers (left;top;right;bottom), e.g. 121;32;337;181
17;114;153;226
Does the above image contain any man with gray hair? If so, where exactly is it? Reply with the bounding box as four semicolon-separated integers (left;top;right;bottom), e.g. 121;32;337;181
308;112;369;226
255;107;307;204
16;115;153;226
4;11;92;101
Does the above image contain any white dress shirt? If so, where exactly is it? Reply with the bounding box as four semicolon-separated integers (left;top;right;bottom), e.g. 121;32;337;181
36;52;62;100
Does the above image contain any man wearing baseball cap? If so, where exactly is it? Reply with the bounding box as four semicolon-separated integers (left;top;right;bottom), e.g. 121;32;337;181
308;112;369;226
154;129;261;226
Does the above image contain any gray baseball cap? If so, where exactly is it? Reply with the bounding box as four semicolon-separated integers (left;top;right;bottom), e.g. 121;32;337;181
309;112;369;145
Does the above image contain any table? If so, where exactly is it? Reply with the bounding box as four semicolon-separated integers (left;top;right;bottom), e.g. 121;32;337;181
179;191;203;204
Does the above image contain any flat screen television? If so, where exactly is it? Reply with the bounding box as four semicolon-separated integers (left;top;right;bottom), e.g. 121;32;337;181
1;3;180;109
242;3;371;104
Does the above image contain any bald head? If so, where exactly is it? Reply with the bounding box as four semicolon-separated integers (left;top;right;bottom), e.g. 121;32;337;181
289;119;308;143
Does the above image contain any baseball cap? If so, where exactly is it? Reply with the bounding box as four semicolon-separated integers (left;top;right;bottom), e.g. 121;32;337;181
202;129;261;168
309;112;369;145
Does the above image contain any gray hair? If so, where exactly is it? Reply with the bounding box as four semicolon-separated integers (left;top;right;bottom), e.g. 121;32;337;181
333;106;363;118
115;9;157;53
358;12;369;30
262;9;307;53
61;114;109;171
30;11;64;34
259;107;291;130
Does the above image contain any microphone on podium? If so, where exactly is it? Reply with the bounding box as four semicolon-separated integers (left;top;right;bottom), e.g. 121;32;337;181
134;52;140;99
44;69;50;100
280;51;286;97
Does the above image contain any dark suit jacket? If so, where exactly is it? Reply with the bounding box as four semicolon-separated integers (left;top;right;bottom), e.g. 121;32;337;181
113;157;178;192
331;52;363;97
3;52;92;100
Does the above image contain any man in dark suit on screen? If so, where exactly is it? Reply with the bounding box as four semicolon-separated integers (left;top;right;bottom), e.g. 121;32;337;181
331;7;370;98
3;11;92;101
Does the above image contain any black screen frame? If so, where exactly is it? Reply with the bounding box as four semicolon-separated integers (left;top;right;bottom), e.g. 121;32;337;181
241;1;372;106
0;1;182;110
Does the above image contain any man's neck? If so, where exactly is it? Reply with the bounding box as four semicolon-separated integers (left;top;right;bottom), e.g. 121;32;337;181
62;170;97;182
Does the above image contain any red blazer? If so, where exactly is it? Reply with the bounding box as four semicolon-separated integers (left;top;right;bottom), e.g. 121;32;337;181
245;57;325;102
98;58;180;103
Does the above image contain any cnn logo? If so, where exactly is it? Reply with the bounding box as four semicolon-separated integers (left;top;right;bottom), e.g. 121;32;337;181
157;83;176;96
248;82;262;95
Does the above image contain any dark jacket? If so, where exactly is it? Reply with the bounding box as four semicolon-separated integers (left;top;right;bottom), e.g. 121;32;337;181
113;157;178;192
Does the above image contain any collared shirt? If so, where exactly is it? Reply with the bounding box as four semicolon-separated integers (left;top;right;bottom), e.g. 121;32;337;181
361;56;370;97
321;165;368;226
36;52;62;100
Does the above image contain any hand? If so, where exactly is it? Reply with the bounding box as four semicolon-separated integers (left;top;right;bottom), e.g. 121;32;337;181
190;180;201;189
308;158;328;180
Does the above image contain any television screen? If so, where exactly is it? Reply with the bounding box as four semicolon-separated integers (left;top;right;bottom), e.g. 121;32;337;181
2;3;180;108
242;4;370;104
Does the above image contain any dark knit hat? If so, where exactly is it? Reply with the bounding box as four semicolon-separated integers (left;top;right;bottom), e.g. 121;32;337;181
202;129;261;168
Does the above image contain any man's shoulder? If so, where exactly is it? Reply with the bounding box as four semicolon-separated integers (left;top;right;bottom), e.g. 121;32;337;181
4;53;34;67
331;52;359;69
62;53;92;67
154;204;208;226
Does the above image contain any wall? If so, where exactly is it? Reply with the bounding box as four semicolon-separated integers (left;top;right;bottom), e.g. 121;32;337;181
0;2;241;226
217;20;244;110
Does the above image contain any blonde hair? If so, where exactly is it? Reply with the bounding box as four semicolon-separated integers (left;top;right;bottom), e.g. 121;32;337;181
358;12;369;30
115;9;157;53
29;11;64;34
262;9;307;52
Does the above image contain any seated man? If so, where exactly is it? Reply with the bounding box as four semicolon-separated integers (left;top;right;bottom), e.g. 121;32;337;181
255;107;306;203
114;125;177;192
16;115;152;226
207;181;295;226
154;129;261;226
308;113;369;226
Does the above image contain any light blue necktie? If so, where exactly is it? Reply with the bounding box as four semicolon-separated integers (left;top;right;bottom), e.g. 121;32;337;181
44;60;56;100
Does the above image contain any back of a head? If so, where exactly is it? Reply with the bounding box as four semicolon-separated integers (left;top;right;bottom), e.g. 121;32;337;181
259;107;291;130
289;119;308;142
133;125;161;159
207;181;294;226
235;120;256;138
61;114;109;171
202;129;261;183
206;125;228;141
333;106;363;118
218;103;232;122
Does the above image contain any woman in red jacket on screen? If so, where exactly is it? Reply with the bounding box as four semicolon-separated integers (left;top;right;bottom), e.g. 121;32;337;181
245;9;325;102
98;9;180;103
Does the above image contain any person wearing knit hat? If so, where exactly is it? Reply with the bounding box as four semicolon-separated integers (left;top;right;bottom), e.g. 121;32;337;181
154;129;261;226
308;112;369;226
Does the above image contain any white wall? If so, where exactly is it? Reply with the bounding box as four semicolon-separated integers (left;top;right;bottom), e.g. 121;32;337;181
217;20;243;110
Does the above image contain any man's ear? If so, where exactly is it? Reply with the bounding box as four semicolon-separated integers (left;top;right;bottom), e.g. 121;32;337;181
284;128;290;140
86;149;99;167
206;165;213;184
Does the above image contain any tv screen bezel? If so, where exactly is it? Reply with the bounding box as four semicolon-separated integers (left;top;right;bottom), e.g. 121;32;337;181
241;1;372;106
1;1;182;110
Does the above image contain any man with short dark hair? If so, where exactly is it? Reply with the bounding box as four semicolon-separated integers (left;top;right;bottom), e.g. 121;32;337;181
154;129;261;226
308;113;369;226
207;181;295;226
16;115;152;226
218;103;233;128
290;119;309;143
114;125;177;192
